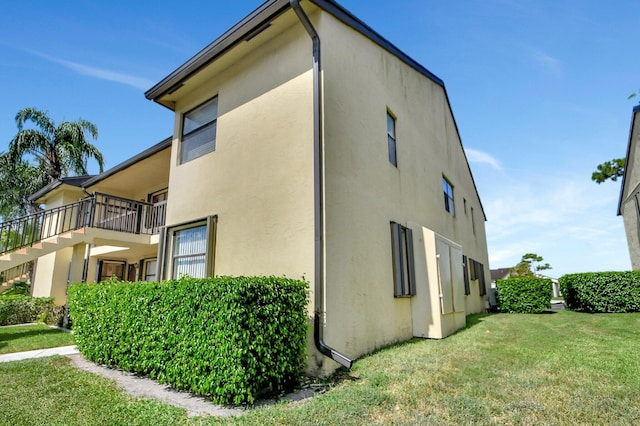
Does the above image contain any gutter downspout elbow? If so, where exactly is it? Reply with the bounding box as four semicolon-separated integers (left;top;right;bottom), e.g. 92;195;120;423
290;0;353;370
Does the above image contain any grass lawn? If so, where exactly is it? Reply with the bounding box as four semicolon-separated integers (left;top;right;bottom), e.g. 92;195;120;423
0;324;75;355
1;311;640;425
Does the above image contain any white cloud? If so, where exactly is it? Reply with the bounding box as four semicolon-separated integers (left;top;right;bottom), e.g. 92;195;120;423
481;170;628;276
528;47;563;77
26;49;154;90
465;148;502;171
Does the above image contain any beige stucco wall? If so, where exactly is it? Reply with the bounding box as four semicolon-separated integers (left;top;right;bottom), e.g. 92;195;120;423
164;12;315;295
32;188;87;304
621;112;640;270
32;247;73;305
317;11;491;368
153;5;490;375
85;147;171;202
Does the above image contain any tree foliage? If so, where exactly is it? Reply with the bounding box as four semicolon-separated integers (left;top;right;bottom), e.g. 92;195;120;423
509;253;552;278
8;107;104;181
0;153;48;219
1;107;103;220
591;158;625;184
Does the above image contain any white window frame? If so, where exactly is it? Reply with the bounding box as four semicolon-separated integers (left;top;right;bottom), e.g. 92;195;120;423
143;258;158;282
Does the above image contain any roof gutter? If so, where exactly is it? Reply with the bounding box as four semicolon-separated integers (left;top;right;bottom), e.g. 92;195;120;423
290;0;352;369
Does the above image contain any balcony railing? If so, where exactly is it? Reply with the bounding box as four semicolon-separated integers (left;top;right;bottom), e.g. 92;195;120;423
0;192;167;255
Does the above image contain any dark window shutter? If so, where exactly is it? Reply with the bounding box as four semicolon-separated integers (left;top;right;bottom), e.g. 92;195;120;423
390;222;403;296
463;255;471;295
405;227;416;296
478;262;487;296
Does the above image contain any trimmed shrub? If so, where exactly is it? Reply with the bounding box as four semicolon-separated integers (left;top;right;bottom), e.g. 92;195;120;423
0;295;60;326
559;271;640;313
68;276;309;405
496;277;552;313
0;281;31;296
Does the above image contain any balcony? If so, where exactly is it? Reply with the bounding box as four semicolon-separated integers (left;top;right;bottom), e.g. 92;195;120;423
0;192;167;256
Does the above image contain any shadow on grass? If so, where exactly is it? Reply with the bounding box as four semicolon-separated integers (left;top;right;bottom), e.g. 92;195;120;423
0;328;63;343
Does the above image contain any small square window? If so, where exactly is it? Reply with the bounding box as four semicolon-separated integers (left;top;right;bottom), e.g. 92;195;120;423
181;97;218;164
387;112;397;167
443;177;455;216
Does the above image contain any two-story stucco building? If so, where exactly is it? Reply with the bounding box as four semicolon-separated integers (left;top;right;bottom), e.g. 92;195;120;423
619;105;640;269
0;0;490;374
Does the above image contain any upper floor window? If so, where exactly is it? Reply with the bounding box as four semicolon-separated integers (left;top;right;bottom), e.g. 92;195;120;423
181;97;218;164
443;177;455;216
471;206;476;235
387;111;397;167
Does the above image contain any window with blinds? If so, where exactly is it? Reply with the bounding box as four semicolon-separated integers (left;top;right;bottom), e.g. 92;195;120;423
180;97;218;164
172;225;207;278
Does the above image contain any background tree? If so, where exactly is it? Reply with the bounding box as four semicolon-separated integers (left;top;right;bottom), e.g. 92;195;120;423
591;158;625;184
0;153;48;219
510;253;552;277
8;107;104;182
1;107;104;220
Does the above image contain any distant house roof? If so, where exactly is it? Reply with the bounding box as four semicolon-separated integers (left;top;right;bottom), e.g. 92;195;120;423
28;175;94;202
490;268;511;282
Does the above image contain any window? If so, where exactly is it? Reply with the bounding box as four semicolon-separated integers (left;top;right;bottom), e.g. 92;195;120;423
443;177;455;216
471;207;476;235
149;189;168;204
157;216;217;280
144;259;158;281
390;222;416;297
97;260;126;282
181;97;218;164
387;111;397;167
172;225;207;278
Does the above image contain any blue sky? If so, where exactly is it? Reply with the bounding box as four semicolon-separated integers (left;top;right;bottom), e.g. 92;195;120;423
1;0;637;276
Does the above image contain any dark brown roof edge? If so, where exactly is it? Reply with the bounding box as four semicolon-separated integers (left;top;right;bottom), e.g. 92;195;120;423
28;175;95;202
144;0;445;105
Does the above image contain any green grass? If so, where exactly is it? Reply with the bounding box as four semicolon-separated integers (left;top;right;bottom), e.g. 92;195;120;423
0;324;75;354
2;311;640;425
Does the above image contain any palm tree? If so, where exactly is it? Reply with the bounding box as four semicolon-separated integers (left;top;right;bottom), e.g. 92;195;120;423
8;107;104;182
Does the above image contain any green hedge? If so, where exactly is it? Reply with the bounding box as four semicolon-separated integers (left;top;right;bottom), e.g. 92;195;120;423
496;277;552;313
0;295;61;326
559;271;640;313
68;276;309;405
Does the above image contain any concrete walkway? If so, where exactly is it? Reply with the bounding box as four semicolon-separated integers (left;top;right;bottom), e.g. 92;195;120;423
0;344;318;417
0;345;78;363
